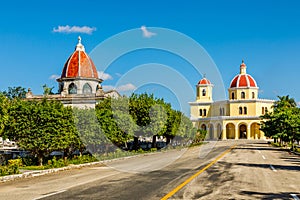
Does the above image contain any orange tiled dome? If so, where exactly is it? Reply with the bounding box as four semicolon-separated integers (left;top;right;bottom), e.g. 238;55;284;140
60;37;98;79
198;77;211;85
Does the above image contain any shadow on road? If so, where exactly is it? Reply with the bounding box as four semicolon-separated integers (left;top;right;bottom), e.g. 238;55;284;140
234;162;300;171
240;190;300;200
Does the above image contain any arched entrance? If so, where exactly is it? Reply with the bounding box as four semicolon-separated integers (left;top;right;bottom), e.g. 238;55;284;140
217;124;222;139
201;124;207;131
209;124;214;139
226;123;235;139
251;123;260;139
239;124;247;139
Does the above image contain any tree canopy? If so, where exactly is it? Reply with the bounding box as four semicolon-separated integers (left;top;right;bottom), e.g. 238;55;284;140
261;95;300;149
3;99;80;165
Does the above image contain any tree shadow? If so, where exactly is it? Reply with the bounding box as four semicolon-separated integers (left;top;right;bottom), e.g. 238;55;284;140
240;190;299;200
235;162;300;171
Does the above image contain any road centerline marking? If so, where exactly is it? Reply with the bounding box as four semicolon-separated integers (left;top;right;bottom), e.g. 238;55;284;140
270;164;277;172
161;145;236;200
291;194;300;200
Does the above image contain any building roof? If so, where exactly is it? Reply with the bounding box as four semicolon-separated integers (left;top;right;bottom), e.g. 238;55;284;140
198;77;211;85
230;61;257;88
60;36;99;79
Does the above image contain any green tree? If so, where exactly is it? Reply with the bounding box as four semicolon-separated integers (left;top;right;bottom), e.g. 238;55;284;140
0;94;9;136
4;99;80;166
261;95;300;149
42;84;55;95
2;86;27;100
96;98;132;150
73;108;108;154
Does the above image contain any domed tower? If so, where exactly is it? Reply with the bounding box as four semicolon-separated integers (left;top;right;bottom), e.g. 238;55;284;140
229;60;258;100
196;76;213;102
57;36;103;95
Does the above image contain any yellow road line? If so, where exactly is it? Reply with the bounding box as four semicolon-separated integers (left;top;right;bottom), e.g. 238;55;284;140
161;145;236;200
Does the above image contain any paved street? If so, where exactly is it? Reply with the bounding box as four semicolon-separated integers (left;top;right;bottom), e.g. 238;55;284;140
0;140;299;200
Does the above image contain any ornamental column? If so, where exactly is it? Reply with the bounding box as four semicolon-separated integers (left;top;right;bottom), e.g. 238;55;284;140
235;125;239;140
247;125;251;139
222;125;227;140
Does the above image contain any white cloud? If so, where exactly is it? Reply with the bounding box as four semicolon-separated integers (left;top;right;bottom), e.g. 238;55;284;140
117;83;137;92
102;85;115;91
49;74;60;80
297;102;300;107
98;71;113;80
53;25;96;34
103;83;137;92
141;25;157;38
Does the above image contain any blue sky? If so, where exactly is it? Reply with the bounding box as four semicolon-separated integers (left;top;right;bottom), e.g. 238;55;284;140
1;0;300;114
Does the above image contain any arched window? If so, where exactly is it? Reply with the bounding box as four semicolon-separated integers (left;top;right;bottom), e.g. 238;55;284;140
199;109;203;116
220;108;222;115
241;92;245;99
244;107;247;115
204;109;207;116
231;92;235;100
239;107;243;115
68;83;77;94
262;107;265;115
222;108;225;116
83;83;92;94
202;89;206;96
265;107;268;113
201;124;207;131
252;92;255;99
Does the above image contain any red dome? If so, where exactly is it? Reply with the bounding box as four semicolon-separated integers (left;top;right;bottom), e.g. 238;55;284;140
230;74;257;88
60;37;99;79
198;78;211;85
230;61;257;88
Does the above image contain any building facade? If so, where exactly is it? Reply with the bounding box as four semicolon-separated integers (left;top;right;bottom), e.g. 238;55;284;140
189;61;274;140
26;37;119;108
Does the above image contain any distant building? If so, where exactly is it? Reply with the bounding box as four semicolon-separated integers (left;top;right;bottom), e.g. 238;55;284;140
26;37;119;108
189;61;274;140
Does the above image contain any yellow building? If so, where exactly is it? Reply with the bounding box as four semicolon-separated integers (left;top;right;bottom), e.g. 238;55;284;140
189;61;274;140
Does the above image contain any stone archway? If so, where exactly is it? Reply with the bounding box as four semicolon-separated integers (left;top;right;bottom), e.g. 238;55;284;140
239;124;247;139
201;124;207;131
226;123;235;139
251;123;260;139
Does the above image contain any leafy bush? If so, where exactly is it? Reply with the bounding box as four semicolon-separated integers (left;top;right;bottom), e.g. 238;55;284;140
0;159;22;176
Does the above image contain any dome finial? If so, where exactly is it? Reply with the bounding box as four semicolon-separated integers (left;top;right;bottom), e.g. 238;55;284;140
75;36;85;51
240;60;247;74
203;73;206;78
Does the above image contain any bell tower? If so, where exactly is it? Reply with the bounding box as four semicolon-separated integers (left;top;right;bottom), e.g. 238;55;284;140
196;76;213;102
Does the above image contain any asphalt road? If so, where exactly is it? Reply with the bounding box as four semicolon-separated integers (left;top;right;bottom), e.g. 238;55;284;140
0;140;299;200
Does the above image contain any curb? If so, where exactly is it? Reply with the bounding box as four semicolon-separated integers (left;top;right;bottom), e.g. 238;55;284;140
0;151;165;183
0;146;192;183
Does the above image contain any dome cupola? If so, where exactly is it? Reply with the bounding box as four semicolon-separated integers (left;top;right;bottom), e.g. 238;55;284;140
59;36;100;80
57;37;102;96
230;60;257;88
198;77;211;85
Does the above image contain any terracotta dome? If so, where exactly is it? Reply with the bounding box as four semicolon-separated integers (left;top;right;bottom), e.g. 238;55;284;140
60;36;99;79
230;61;257;88
198;77;211;85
